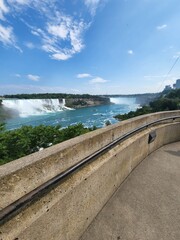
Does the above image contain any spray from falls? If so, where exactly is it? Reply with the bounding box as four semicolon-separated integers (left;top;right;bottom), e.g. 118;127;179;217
110;97;140;111
2;99;71;117
110;97;136;105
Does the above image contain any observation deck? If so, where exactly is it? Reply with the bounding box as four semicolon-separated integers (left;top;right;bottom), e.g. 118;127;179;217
0;111;180;240
80;142;180;240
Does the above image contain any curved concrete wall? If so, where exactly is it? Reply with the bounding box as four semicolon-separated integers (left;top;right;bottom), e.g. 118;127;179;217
0;111;180;239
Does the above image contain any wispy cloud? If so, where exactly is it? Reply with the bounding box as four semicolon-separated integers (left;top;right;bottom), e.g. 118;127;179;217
0;24;15;45
144;75;167;79
10;0;30;5
127;49;134;55
14;73;21;78
77;73;92;78
0;84;69;95
0;1;103;60
25;42;35;49
173;51;180;59
0;0;9;20
27;74;40;81
41;17;87;60
47;23;69;40
89;76;108;84
77;73;108;84
84;0;101;15
156;24;167;30
51;52;72;61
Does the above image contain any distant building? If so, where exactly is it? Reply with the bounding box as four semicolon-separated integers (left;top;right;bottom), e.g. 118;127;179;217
163;85;172;91
173;79;180;89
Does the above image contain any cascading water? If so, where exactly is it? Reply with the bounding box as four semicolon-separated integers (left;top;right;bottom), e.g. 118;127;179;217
110;97;135;105
3;97;140;130
2;99;69;117
110;97;140;111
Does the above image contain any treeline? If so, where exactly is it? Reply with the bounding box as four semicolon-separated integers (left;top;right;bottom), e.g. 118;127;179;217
114;89;180;121
0;123;97;165
3;93;107;101
105;93;159;98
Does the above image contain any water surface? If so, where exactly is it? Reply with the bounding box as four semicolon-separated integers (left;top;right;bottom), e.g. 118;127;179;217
5;97;139;130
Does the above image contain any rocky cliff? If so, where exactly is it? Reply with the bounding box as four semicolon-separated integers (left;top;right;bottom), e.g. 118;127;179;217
65;97;111;109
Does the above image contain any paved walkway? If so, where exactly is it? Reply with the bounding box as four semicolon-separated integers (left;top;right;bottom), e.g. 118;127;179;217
80;142;180;240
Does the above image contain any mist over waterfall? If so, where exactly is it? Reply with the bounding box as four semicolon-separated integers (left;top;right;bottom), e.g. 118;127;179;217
110;97;135;104
2;99;69;117
110;97;139;110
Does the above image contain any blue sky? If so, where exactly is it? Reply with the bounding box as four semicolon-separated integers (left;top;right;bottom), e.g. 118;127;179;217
0;0;180;95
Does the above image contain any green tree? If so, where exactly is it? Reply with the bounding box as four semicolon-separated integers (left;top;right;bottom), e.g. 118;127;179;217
0;123;96;165
149;98;179;111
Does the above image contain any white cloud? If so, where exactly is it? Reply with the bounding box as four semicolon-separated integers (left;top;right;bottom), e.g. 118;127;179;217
0;24;15;45
47;23;68;40
84;0;101;15
0;1;104;60
10;0;29;4
7;0;34;8
77;73;92;78
69;21;85;52
14;73;21;77
127;49;133;55
25;42;35;49
89;77;108;84
156;24;167;30
27;74;40;81
0;0;9;20
43;18;86;60
51;52;72;61
28;9;88;60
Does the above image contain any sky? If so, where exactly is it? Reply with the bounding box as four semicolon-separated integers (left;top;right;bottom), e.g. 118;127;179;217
0;0;180;95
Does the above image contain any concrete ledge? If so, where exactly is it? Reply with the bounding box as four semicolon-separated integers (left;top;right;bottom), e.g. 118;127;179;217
0;111;180;240
0;111;180;210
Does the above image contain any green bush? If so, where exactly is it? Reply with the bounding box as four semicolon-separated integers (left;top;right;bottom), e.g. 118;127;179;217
0;123;95;165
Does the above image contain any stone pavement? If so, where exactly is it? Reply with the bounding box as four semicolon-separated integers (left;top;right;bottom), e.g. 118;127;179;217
80;142;180;240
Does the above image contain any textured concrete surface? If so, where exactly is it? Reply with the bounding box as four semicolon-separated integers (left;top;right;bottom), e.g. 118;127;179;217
0;120;179;240
80;142;180;240
1;111;179;210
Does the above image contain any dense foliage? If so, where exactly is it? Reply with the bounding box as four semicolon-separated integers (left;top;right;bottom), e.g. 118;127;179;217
165;88;180;99
114;89;180;121
0;123;97;165
3;93;106;101
114;106;152;121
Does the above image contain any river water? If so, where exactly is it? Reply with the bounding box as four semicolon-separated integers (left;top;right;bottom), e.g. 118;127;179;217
4;97;139;130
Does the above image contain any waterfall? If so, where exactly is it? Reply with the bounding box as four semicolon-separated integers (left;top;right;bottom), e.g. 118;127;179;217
110;97;136;105
2;99;69;117
110;97;140;111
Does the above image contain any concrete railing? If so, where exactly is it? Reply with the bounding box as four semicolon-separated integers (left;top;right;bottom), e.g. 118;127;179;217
0;110;180;240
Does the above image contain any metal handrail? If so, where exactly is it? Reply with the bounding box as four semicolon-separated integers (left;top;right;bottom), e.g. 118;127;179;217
0;115;180;225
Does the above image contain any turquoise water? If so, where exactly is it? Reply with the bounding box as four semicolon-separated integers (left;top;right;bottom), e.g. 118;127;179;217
5;98;139;130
